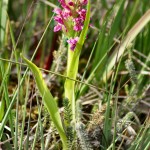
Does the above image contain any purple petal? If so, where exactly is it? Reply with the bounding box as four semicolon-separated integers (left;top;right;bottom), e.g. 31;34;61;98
53;8;62;15
74;24;82;31
54;16;63;24
68;1;74;6
62;9;71;19
67;37;79;51
78;9;86;20
54;24;62;32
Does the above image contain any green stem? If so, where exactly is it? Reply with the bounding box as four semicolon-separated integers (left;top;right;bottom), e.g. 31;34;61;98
65;48;80;121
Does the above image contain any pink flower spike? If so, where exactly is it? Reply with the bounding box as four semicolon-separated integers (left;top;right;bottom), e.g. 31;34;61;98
53;0;89;34
67;37;79;51
54;24;62;32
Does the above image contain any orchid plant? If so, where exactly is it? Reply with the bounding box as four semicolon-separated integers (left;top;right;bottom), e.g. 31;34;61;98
21;0;90;149
54;0;90;121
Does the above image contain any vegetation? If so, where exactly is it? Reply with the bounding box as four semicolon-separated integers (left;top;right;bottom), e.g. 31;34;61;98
0;0;150;149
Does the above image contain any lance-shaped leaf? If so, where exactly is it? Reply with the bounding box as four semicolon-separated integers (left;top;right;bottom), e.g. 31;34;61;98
21;54;67;149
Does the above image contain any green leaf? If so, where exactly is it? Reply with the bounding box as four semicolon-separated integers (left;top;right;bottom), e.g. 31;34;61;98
0;0;9;47
0;99;5;121
108;0;125;45
21;54;67;149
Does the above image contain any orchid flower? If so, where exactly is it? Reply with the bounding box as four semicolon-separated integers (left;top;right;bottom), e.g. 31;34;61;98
53;0;88;50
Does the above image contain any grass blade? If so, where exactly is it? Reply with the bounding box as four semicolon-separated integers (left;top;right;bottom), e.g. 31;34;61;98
102;9;150;81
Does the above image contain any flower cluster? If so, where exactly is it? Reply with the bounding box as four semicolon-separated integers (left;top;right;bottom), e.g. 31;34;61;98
53;0;88;50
